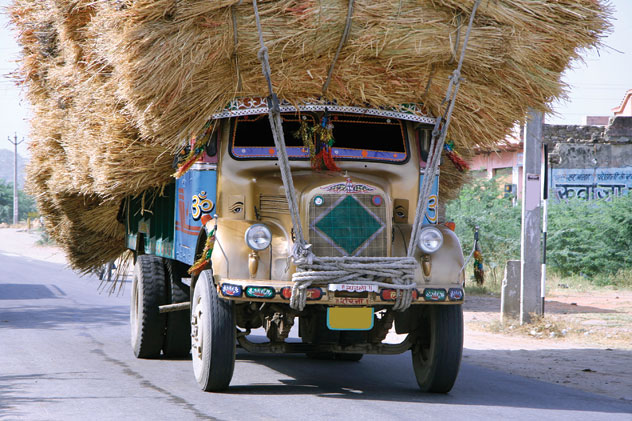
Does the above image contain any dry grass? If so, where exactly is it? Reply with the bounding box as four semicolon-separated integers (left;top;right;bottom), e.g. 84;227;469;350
8;0;612;271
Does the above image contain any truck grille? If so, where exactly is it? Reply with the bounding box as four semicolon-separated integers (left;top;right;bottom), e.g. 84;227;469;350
309;193;387;257
259;194;290;216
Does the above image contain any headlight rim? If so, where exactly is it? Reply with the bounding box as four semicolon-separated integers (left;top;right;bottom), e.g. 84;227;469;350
244;223;272;251
417;226;444;254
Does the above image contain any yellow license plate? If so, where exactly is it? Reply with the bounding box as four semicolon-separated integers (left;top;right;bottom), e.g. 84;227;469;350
327;307;374;331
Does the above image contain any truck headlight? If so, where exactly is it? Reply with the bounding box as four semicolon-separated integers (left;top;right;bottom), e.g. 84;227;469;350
245;224;272;251
418;226;443;254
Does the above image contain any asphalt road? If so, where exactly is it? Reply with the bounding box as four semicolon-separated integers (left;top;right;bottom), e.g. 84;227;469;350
1;253;631;421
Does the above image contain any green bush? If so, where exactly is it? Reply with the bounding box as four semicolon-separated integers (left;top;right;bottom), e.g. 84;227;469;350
446;177;521;283
547;194;632;279
447;177;632;286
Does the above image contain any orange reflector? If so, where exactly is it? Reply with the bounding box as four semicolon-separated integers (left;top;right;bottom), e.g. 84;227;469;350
327;307;374;331
445;221;456;231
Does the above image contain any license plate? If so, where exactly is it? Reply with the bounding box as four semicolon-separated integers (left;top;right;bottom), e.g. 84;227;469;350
327;307;374;331
328;284;379;293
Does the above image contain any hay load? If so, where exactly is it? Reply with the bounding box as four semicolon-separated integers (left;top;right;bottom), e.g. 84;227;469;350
9;0;611;271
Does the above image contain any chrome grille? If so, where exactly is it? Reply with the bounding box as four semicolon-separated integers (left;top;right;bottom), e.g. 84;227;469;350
259;194;289;216
309;193;388;257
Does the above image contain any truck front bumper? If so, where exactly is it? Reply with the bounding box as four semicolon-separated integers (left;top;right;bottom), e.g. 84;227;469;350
216;278;464;306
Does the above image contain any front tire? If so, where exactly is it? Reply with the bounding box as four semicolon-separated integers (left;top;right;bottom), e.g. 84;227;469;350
191;269;235;391
131;255;167;359
412;304;463;393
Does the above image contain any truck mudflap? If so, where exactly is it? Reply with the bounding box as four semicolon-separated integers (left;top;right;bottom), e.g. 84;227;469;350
216;279;464;306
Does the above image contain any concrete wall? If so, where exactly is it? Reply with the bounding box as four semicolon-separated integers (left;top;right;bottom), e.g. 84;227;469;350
546;116;632;201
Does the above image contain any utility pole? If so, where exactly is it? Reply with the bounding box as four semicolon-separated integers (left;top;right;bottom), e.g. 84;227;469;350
8;133;25;226
520;110;543;325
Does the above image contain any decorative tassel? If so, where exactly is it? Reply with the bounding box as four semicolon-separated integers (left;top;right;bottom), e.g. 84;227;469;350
473;244;484;285
444;141;469;172
322;148;341;171
296;110;341;172
173;122;214;179
188;228;216;276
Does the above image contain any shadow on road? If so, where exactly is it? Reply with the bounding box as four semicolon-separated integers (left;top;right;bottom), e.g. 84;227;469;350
231;344;632;414
0;283;59;300
0;305;128;330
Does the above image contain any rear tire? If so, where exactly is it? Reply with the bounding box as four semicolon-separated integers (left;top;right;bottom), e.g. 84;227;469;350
191;269;235;391
412;305;463;393
163;259;191;358
131;255;167;359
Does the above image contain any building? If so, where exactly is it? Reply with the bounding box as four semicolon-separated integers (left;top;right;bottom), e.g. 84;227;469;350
467;89;632;200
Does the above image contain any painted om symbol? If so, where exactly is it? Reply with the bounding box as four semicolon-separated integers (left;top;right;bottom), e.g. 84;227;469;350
191;191;214;221
426;194;438;223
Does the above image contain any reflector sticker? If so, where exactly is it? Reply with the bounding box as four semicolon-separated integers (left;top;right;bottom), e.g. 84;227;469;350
380;289;418;301
245;286;275;299
280;287;323;300
220;283;242;297
423;288;447;301
448;288;464;301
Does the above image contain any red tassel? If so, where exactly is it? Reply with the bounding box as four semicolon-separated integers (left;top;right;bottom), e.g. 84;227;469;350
446;151;469;172
322;148;341;172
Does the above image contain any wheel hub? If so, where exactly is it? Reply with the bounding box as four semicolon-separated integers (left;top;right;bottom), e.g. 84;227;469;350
191;299;204;360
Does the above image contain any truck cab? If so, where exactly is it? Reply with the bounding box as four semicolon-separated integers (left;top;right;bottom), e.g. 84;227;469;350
125;100;465;393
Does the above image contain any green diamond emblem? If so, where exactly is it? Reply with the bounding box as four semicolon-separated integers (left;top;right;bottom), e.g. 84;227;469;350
315;196;383;255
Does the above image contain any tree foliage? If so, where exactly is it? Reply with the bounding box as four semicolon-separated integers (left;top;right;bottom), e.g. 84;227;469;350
0;180;37;224
446;177;521;283
446;177;632;284
547;195;632;278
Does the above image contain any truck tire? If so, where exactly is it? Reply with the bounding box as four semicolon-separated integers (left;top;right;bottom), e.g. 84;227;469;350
163;259;191;358
412;304;463;393
191;269;235;392
131;255;167;359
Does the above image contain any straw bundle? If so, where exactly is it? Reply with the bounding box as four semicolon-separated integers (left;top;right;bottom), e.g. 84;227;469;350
9;0;611;271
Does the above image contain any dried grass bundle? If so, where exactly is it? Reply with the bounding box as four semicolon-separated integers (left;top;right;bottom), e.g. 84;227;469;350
9;0;611;271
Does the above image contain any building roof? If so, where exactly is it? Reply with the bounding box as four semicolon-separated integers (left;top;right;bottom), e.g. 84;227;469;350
612;89;632;116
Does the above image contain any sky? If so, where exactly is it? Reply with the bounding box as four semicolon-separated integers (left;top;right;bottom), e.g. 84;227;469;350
0;0;630;159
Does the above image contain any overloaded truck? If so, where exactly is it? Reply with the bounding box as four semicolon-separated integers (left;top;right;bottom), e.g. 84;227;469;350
124;99;465;392
11;0;606;397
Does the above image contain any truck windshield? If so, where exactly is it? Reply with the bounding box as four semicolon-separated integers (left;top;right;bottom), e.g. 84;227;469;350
230;112;408;163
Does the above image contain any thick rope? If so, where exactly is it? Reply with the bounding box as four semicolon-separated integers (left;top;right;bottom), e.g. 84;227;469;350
407;0;481;258
322;0;355;95
252;0;481;311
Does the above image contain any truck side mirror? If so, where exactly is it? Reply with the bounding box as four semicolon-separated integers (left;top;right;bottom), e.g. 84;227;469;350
416;128;431;164
205;129;218;157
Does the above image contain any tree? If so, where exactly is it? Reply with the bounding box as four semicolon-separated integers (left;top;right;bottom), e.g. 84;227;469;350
0;180;37;224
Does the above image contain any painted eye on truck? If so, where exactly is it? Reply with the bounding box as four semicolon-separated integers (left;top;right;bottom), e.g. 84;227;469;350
230;202;243;214
395;205;406;219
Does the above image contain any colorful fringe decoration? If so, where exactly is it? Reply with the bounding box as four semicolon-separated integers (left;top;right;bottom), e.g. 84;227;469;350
473;243;484;285
296;112;341;172
444;141;469;172
173;122;214;179
188;227;216;276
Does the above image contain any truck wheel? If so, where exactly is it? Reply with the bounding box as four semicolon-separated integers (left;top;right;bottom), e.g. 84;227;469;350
163;259;191;358
412;304;463;393
131;255;167;359
191;269;235;391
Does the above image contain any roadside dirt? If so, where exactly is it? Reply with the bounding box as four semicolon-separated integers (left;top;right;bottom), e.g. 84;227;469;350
1;227;630;402
463;291;632;402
